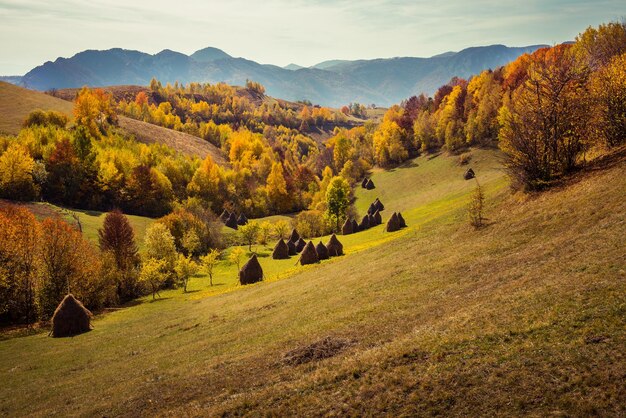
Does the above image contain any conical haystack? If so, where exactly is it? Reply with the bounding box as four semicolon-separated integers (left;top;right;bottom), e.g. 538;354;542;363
374;198;384;212
239;254;263;285
51;294;92;338
351;219;359;233
361;177;368;188
287;240;298;256
316;241;329;260
219;209;230;223
398;212;407;228
359;214;370;231
367;203;377;215
295;237;307;253
326;234;344;257
368;214;376;226
464;168;475;180
366;179;375;190
386;212;400;232
272;239;290;259
299;241;319;265
342;218;353;235
373;210;382;225
225;212;238;229
237;213;248;226
289;229;300;243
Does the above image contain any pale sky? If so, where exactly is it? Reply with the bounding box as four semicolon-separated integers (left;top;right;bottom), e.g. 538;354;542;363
1;0;624;75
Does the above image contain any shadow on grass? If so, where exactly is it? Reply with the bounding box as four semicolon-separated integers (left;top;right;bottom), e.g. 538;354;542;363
148;297;172;303
183;290;201;294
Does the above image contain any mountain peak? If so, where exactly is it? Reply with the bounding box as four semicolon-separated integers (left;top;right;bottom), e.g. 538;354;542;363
190;47;231;63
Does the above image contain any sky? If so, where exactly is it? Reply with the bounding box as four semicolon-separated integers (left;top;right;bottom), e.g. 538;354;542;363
1;0;624;75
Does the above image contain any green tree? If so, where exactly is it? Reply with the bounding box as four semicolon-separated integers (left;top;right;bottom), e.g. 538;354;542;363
325;176;351;231
228;247;246;272
139;258;167;300
239;222;260;251
143;223;177;286
200;249;220;287
175;254;199;292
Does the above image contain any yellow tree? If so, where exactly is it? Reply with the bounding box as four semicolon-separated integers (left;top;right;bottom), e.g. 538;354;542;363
266;162;289;212
372;119;407;166
0;144;36;200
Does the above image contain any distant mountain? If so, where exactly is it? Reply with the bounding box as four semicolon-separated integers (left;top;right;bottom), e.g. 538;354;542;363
17;44;546;107
284;63;304;71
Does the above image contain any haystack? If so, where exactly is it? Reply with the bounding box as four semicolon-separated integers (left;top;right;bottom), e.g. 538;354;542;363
272;239;290;259
398;212;407;228
326;234;344;257
239;254;263;285
367;203;377;215
373;210;382;225
289;229;300;243
464;168;475;180
316;241;329;260
361;177;368;188
351;219;359;233
386;212;400;232
219;209;230;223
368;214;376;226
287;239;298;256
51;294;92;337
295;237;307;253
299;241;319;265
359;214;370;231
237;213;248;226
341;218;353;235
225;212;238;229
374;198;384;212
366;179;375;190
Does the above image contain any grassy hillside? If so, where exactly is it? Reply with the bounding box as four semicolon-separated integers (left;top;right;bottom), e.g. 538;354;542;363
0;81;73;135
0;82;227;163
0;149;624;416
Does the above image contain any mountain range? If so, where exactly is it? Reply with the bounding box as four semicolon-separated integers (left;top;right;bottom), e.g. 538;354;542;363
11;44;546;107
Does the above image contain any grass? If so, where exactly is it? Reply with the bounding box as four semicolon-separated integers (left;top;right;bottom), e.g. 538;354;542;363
0;81;73;135
0;148;624;416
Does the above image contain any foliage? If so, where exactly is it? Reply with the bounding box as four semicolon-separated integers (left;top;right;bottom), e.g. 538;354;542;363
239;222;260;251
200;249;220;286
468;181;485;228
228;247;246;272
325;176;351;232
139;258;167;300
175;254;199;292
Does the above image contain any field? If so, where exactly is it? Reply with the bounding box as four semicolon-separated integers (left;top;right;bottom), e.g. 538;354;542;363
0;82;226;163
1;147;623;416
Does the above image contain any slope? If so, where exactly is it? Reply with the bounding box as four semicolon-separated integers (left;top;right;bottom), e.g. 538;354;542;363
1;148;623;416
0;82;226;163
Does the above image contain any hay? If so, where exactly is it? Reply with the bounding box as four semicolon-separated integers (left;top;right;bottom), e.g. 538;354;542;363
289;229;300;243
326;234;344;257
368;214;376;226
239;254;263;285
225;213;238;229
386;212;400;232
361;177;368;188
367;203;377;215
219;209;230;223
359;214;370;231
272;239;290;259
373;210;382;225
398;212;407;228
464;168;475;180
282;336;353;365
374;198;384;211
51;294;92;338
299;241;319;265
295;237;306;253
351;219;359;233
341;218;353;235
237;213;248;226
366;179;375;189
316;241;329;260
287;240;298;256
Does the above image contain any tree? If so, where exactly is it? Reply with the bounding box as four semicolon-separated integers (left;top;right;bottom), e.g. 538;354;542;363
266;162;289;212
239;222;260;251
333;132;352;172
0;144;37;200
325;176;351;231
201;249;220;287
272;220;290;239
228;247;246;272
143;223;177;286
589;52;626;147
181;230;201;257
372;119;408;166
257;221;273;245
98;210;140;302
73;87;117;138
139;258;167;300
468;180;485;228
175;254;199;292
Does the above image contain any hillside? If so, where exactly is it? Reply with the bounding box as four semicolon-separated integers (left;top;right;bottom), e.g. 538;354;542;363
1;148;623;416
14;44;545;107
0;82;226;162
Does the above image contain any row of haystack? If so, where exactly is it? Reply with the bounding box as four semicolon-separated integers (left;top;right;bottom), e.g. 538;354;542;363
343;198;385;235
272;228;344;264
386;212;407;232
219;209;248;230
361;177;375;190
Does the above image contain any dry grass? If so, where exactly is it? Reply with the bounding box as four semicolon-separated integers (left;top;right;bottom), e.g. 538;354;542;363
0;150;624;416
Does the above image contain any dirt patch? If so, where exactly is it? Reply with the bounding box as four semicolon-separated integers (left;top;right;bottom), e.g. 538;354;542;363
282;336;354;366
